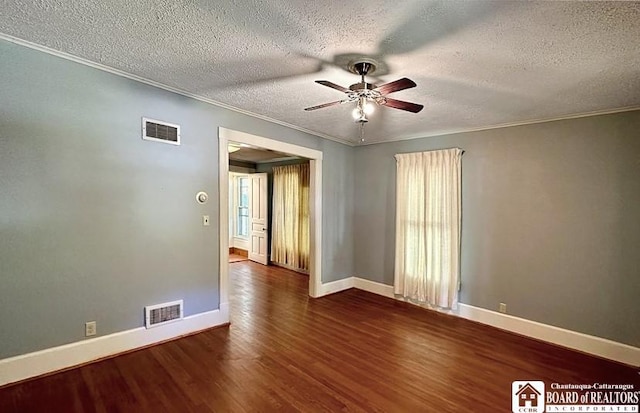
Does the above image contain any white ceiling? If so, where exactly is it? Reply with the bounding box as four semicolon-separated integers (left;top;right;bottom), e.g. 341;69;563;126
1;1;639;145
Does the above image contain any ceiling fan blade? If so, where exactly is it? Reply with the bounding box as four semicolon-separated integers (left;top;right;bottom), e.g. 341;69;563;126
315;80;349;93
304;100;347;111
379;97;424;113
374;78;417;95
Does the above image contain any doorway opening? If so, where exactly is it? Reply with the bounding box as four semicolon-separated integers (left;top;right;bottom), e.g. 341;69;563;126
218;128;323;317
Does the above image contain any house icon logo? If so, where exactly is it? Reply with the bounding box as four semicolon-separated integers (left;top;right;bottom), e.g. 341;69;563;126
512;381;545;413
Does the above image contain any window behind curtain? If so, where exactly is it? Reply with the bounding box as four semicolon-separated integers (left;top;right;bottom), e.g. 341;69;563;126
271;163;310;273
394;148;463;309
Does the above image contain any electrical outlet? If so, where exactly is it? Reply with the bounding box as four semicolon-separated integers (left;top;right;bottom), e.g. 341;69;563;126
203;215;210;226
499;303;507;314
85;321;97;337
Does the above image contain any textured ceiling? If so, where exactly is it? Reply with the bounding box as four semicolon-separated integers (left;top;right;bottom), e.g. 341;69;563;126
1;1;639;145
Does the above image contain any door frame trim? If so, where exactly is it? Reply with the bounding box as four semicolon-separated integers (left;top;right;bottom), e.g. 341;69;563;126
218;127;323;311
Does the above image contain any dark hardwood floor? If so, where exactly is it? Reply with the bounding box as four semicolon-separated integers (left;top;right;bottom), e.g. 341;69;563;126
1;261;638;412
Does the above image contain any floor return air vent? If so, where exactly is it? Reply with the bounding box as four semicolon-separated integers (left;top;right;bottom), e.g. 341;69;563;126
145;300;184;328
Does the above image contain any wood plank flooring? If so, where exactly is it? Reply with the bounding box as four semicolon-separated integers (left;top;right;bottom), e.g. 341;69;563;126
229;253;248;263
1;261;638;412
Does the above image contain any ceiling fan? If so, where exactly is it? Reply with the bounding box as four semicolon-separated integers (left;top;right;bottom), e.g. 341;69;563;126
304;59;424;123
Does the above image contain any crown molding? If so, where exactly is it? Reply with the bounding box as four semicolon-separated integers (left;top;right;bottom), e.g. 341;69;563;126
3;33;637;149
358;105;640;146
0;33;355;147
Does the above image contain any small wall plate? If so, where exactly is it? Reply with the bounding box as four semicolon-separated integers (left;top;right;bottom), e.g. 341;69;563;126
196;191;208;204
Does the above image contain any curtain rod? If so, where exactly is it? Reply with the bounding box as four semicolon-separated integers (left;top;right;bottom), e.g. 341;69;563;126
395;147;465;156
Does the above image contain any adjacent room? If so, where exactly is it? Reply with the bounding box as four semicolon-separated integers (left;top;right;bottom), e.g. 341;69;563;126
227;143;311;273
1;1;638;412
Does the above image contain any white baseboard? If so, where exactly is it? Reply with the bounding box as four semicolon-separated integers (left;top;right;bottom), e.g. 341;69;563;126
317;276;394;298
352;277;639;367
456;303;639;367
318;277;354;297
3;280;637;387
0;306;229;387
353;277;395;298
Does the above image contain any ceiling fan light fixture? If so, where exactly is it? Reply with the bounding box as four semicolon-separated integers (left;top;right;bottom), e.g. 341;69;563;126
352;108;368;123
363;101;375;115
352;97;373;122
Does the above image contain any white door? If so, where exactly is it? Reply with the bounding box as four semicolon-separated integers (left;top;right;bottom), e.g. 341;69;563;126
248;173;268;265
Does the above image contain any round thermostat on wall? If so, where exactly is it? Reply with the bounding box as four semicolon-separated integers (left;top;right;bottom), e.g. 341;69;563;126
196;191;208;204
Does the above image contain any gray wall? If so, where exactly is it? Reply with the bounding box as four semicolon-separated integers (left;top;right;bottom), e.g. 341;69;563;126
354;110;640;346
2;37;636;358
0;40;354;358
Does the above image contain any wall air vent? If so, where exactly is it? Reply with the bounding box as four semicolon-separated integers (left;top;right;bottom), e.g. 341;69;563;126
142;117;180;145
145;300;184;328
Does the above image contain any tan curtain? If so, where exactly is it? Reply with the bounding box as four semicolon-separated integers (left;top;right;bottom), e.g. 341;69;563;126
394;148;463;309
271;163;310;272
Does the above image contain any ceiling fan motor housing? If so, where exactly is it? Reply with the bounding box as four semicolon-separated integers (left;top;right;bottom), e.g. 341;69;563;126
349;59;378;76
349;82;377;91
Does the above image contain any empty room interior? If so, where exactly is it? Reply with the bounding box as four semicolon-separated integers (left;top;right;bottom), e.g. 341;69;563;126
1;1;639;412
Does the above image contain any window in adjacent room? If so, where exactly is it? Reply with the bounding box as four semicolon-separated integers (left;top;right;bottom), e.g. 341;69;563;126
236;176;249;238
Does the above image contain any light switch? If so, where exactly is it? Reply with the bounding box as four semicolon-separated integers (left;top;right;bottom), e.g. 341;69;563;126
203;215;210;226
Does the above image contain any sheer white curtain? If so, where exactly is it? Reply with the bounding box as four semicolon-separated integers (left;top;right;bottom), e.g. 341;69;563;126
271;163;310;273
394;148;463;309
